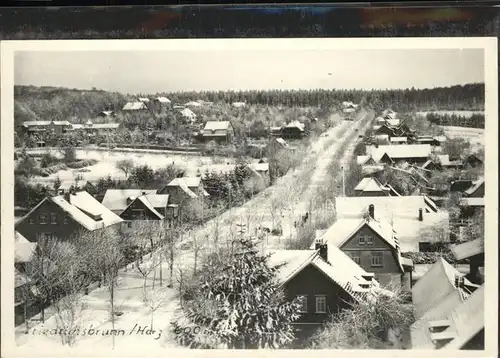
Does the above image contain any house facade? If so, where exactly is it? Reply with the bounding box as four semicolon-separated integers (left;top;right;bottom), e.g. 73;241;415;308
15;191;123;243
21;121;73;136
281;121;305;139
198;121;234;143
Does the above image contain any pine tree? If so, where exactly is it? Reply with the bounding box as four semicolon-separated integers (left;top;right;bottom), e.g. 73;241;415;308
171;238;301;349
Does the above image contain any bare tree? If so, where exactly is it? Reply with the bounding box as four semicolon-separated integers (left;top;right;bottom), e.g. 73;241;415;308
142;285;170;330
115;158;134;179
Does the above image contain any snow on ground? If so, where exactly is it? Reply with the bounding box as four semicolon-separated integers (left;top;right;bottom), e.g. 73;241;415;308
23;148;236;184
440;125;485;151
16;113;372;350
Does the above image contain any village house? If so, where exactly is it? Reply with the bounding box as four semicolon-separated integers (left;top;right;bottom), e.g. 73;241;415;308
363;144;433;166
21;120;73;136
270;126;283;137
154;97;171;105
335;195;449;253
267;244;390;332
179;108;197;123
185;101;202;107
71;120;120;134
281;120;306;139
138;97;150;103
451;239;484;285
197;121;234;143
410;259;483;350
459;177;485;212
354;177;390;197
157;177;209;211
15;191;124;243
393;122;416;138
244;161;271;187
101;189;158;214
264;137;289;157
462;154;483;169
96;110;116;118
381;109;396;118
57;180;96;195
313;214;414;290
122;101;148;111
373;124;396;138
414;135;447;147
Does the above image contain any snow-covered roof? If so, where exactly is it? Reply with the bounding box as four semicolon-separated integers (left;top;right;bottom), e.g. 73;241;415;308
92;123;120;129
101;189;157;213
204;121;231;131
156;97;171;103
354;177;388;193
125;196;164;220
180;108;197;118
185;101;202;107
390;137;407;142
464;177;484;196
451;239;484;261
248;162;269;173
460;197;484;207
15;232;37;263
232;102;246;108
267;248;383;302
138;98;150;103
275;138;288;147
367;144;432;161
284;120;305;131
122;102;148;110
23;120;71;127
168;176;202;188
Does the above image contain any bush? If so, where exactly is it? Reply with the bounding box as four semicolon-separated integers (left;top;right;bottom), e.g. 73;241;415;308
66;159;98;169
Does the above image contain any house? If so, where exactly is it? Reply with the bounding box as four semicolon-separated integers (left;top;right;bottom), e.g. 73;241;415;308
463;177;484;198
101;189;158;214
281;121;306;139
385;119;401;128
382;109;396;118
232;102;246;108
393;123;416;137
450;180;474;193
138;98;150;103
438;154;463;169
198;121;234;143
267;244;387;330
313;215;413;289
374;125;396;138
21;120;73;135
74;120;120;133
158;177;209;209
96;110;116;118
390;137;408;145
463;154;483;168
270;126;283;137
122;102;148;111
57;180;96;195
335;196;449;252
265;137;289;156
15;191;123;243
451;239;484;285
245;162;270;186
410;259;483;350
179;108;197;122
155;97;171;105
185;101;202;107
119;193;178;230
353;177;390;197
366;144;433;165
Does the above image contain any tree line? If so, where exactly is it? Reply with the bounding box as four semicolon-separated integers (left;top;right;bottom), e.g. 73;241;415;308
426;112;485;129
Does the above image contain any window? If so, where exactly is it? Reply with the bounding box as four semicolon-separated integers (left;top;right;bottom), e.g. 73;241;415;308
127;222;132;228
50;213;57;224
371;252;383;267
132;209;145;220
366;236;373;245
63;215;69;224
351;254;361;265
315;295;327;313
39;214;48;224
28;217;34;224
358;236;366;245
296;295;308;313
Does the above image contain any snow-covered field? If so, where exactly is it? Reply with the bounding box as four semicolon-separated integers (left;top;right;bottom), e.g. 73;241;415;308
440;125;485;150
416;110;484;117
23;148;236;184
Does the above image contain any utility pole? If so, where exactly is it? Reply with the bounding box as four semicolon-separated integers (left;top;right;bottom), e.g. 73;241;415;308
341;165;346;197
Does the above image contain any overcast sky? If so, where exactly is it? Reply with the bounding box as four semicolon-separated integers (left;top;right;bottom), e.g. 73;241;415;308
15;48;484;94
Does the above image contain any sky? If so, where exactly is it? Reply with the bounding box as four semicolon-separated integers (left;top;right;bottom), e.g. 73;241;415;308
14;48;484;94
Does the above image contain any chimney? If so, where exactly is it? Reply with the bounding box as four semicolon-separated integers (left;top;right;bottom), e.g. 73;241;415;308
318;244;328;262
368;204;375;219
418;208;423;221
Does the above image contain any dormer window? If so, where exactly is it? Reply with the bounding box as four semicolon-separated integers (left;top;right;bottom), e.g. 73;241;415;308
430;331;455;349
428;320;451;333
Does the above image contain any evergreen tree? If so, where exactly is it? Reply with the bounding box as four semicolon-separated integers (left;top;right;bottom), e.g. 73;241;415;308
171;238;301;349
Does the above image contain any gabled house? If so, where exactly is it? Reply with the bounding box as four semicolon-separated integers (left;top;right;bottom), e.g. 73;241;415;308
158;177;209;209
138;97;150;103
232;102;246;108
15;191;123;243
335;196;449;252
101;189;157;215
354;177;390;197
119;193;178;230
245;161;271;186
450;239;484;285
410;259;483;350
463;177;484;198
374;124;396;138
122;102;148;111
367;144;433;165
179;108;197;122
155;97;171;105
265;137;289;156
198;121;234;143
313;216;413;289
185;101;202;108
281;121;306;139
267;244;387;330
21;120;73;135
463;154;483;168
